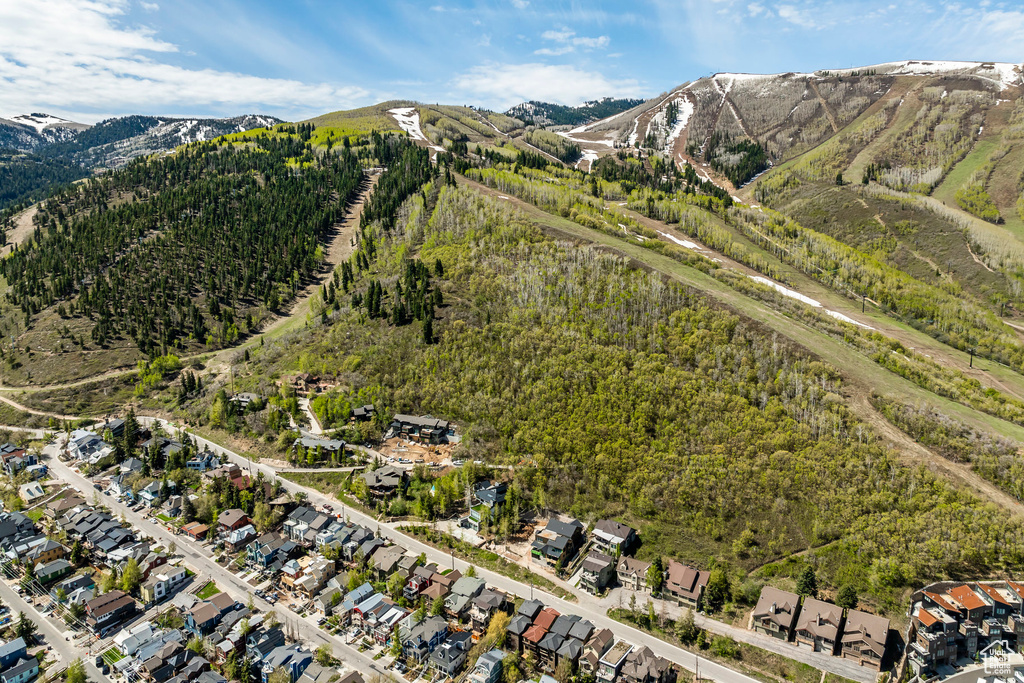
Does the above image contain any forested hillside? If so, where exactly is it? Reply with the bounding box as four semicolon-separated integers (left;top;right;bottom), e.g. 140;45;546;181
507;98;645;127
0;149;89;212
0;114;281;213
0;132;366;382
209;177;1024;614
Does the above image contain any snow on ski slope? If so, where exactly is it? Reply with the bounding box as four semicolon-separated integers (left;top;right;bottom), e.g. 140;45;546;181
749;277;874;329
557;129;616;147
626;118;641;147
8;113;74;132
389;107;444;152
663;97;694;150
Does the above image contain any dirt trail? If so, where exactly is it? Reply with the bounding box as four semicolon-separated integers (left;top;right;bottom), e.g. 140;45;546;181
965;238;997;273
0;174;379;394
808;79;840;133
0;393;79;420
849;392;1024;517
3;205;39;257
204;172;379;374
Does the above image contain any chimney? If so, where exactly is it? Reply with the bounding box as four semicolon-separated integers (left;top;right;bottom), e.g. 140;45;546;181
770;602;776;614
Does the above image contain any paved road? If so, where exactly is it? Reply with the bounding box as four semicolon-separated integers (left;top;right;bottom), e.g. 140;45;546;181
42;444;391;681
135;418;762;683
0;568;104;682
598;589;875;683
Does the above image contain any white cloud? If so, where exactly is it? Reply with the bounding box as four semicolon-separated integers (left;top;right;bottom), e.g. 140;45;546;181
537;26;610;54
747;2;766;17
139;1;158;11
574;35;610;48
510;0;529;8
0;0;369;121
542;28;575;42
534;46;575;56
451;63;645;110
776;4;817;28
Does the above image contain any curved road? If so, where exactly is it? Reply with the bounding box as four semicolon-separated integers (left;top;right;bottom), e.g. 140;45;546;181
130;417;759;683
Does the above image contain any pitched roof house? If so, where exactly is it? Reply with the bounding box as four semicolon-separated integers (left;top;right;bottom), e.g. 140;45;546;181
795;597;843;654
592;520;637;554
664;561;707;609
841;610;889;670
751;587;800;640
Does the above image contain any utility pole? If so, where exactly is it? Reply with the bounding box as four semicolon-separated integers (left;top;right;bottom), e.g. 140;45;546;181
970;348;975;368
862;294;865;313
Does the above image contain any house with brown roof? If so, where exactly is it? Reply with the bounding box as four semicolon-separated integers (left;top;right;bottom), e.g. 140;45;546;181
46;494;85;519
909;606;958;675
976;583;1017;623
619;646;674;683
616;557;652;593
218;509;251;533
664;561;707;608
841;609;889;670
795;597;843;654
949;585;991;625
579;628;614;680
523;608;559;660
86;590;137;635
182;522;210;541
751;587;799;640
1002;581;1024;637
922;591;963;619
592;520;637;555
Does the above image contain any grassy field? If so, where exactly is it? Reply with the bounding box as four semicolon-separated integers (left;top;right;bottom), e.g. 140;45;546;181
933;138;998;206
12;375;138;418
303;103;405;134
196;581;221;599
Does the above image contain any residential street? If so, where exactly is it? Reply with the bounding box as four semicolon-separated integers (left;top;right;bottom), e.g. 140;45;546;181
42;444;392;681
597;589;875;683
130;418;766;683
36;416;877;683
0;568;104;683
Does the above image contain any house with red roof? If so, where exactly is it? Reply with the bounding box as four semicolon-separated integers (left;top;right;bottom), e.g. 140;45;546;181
949;585;992;625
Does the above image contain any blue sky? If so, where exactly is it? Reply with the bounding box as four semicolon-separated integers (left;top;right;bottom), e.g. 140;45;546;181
2;0;1022;123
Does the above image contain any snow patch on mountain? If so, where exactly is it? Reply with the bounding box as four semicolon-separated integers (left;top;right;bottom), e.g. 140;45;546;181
7;113;76;133
389;107;444;153
663;97;695;150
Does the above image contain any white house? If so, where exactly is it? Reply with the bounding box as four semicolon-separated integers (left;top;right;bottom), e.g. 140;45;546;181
114;621;159;656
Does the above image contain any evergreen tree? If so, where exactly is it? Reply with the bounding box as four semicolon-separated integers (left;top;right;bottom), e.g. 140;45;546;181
796;566;818;598
836;584;858;609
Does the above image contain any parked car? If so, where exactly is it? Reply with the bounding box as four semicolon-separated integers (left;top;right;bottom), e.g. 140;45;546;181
95;657;103;668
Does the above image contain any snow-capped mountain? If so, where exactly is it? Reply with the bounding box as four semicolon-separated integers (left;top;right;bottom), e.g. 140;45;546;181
0;112;281;168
